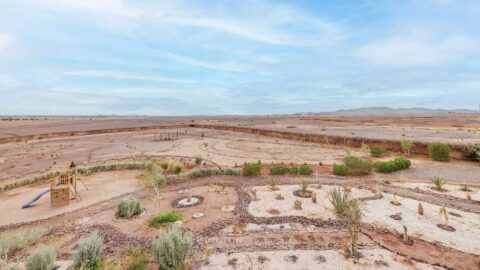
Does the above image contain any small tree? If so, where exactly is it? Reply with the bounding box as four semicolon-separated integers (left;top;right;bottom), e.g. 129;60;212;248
74;231;103;270
400;140;414;156
431;176;446;191
152;230;193;270
298;182;310;195
335;199;362;257
267;179;279;191
330;188;350;215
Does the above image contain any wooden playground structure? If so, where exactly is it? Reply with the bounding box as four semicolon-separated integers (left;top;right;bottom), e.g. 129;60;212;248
50;161;87;207
154;131;179;141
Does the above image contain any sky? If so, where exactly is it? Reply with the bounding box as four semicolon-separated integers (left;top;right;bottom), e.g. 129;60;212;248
0;0;479;115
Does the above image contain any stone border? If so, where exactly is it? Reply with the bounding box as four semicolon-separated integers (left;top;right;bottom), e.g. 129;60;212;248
293;190;312;198
171;195;204;208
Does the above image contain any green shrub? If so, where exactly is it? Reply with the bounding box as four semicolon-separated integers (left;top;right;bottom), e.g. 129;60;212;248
370;145;387;157
74;231;103;270
0;227;48;257
194;157;203;165
242;163;261;176
343;156;371;176
148;212;183;228
270;165;289;175
174;165;182;174
428;143;450;161
333;164;347;176
298;165;313;175
288;166;299;174
461;145;480;162
115;197;143;219
26;246;56;270
152;230;193;270
373;157;411;173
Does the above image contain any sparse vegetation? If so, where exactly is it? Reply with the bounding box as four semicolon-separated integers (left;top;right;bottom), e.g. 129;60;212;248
390;195;401;206
152;230;193;270
270;165;289;175
298;181;310;195
431;176;447;191
330;188;350;216
293;200;302;210
149;212;183;228
370;145;387;157
373;157;411;173
26;246;56;270
298;165;313;175
242;163;261;176
400;139;414;156
402;225;408;243
428;143;450;161
74;231;103;270
439;206;449;226
267;178;279;191
115;197;143;219
0;227;48;257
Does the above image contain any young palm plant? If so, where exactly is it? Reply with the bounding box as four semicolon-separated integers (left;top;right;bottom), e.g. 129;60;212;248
267;178;279;191
431;176;446;191
299;182;310;195
330;188;350;215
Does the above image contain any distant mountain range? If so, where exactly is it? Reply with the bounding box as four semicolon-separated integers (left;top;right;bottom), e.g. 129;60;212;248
299;106;479;115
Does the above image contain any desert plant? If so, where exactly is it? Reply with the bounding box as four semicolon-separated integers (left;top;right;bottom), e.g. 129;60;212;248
373;185;383;199
460;183;472;192
174;165;182;174
194;157;202;165
431;176;446;191
270;165;289;175
402;225;408;242
298;165;313;175
298;182;310;195
400;139;414;156
428;143;450;161
370;145;387;157
439;206;449;226
288;166;299;174
461;144;480;162
73;231;103;270
294;200;302;210
26;246;56;270
267;179;278;191
152;230;193;270
333;164;347;176
343;156;372;176
335;198;362;257
149;212;183;228
115;197;143;219
418;202;424;215
123;247;149;270
390;195;401;206
330;188;350;215
0;227;48;257
242;163;261;176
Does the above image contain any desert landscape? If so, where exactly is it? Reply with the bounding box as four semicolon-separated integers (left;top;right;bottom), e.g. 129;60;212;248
0;115;479;269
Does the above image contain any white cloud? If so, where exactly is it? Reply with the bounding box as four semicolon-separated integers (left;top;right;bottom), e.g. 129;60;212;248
65;70;193;83
162;52;249;72
0;34;15;52
355;36;473;66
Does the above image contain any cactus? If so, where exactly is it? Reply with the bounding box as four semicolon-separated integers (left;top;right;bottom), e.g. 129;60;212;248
294;200;302;210
402;225;408;242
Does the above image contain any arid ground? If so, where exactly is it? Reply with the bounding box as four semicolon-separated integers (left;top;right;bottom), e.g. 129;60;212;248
0;115;479;269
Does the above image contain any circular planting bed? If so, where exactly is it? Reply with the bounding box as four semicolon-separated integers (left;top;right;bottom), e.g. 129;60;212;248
293;190;312;198
171;196;204;208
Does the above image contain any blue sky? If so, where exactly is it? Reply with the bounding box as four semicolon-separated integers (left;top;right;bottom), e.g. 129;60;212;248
0;0;479;115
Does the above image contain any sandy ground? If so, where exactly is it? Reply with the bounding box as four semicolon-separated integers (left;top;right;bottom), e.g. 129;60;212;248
201;249;441;270
0;128;362;182
391;182;480;201
363;194;480;255
89;185;238;237
248;185;373;219
0;170;141;226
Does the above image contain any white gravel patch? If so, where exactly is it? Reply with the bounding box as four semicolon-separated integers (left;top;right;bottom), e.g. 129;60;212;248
363;194;480;255
201;249;440;270
248;185;373;219
392;182;480;201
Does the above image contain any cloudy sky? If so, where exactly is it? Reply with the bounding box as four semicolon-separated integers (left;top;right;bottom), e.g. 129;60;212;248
0;0;479;115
